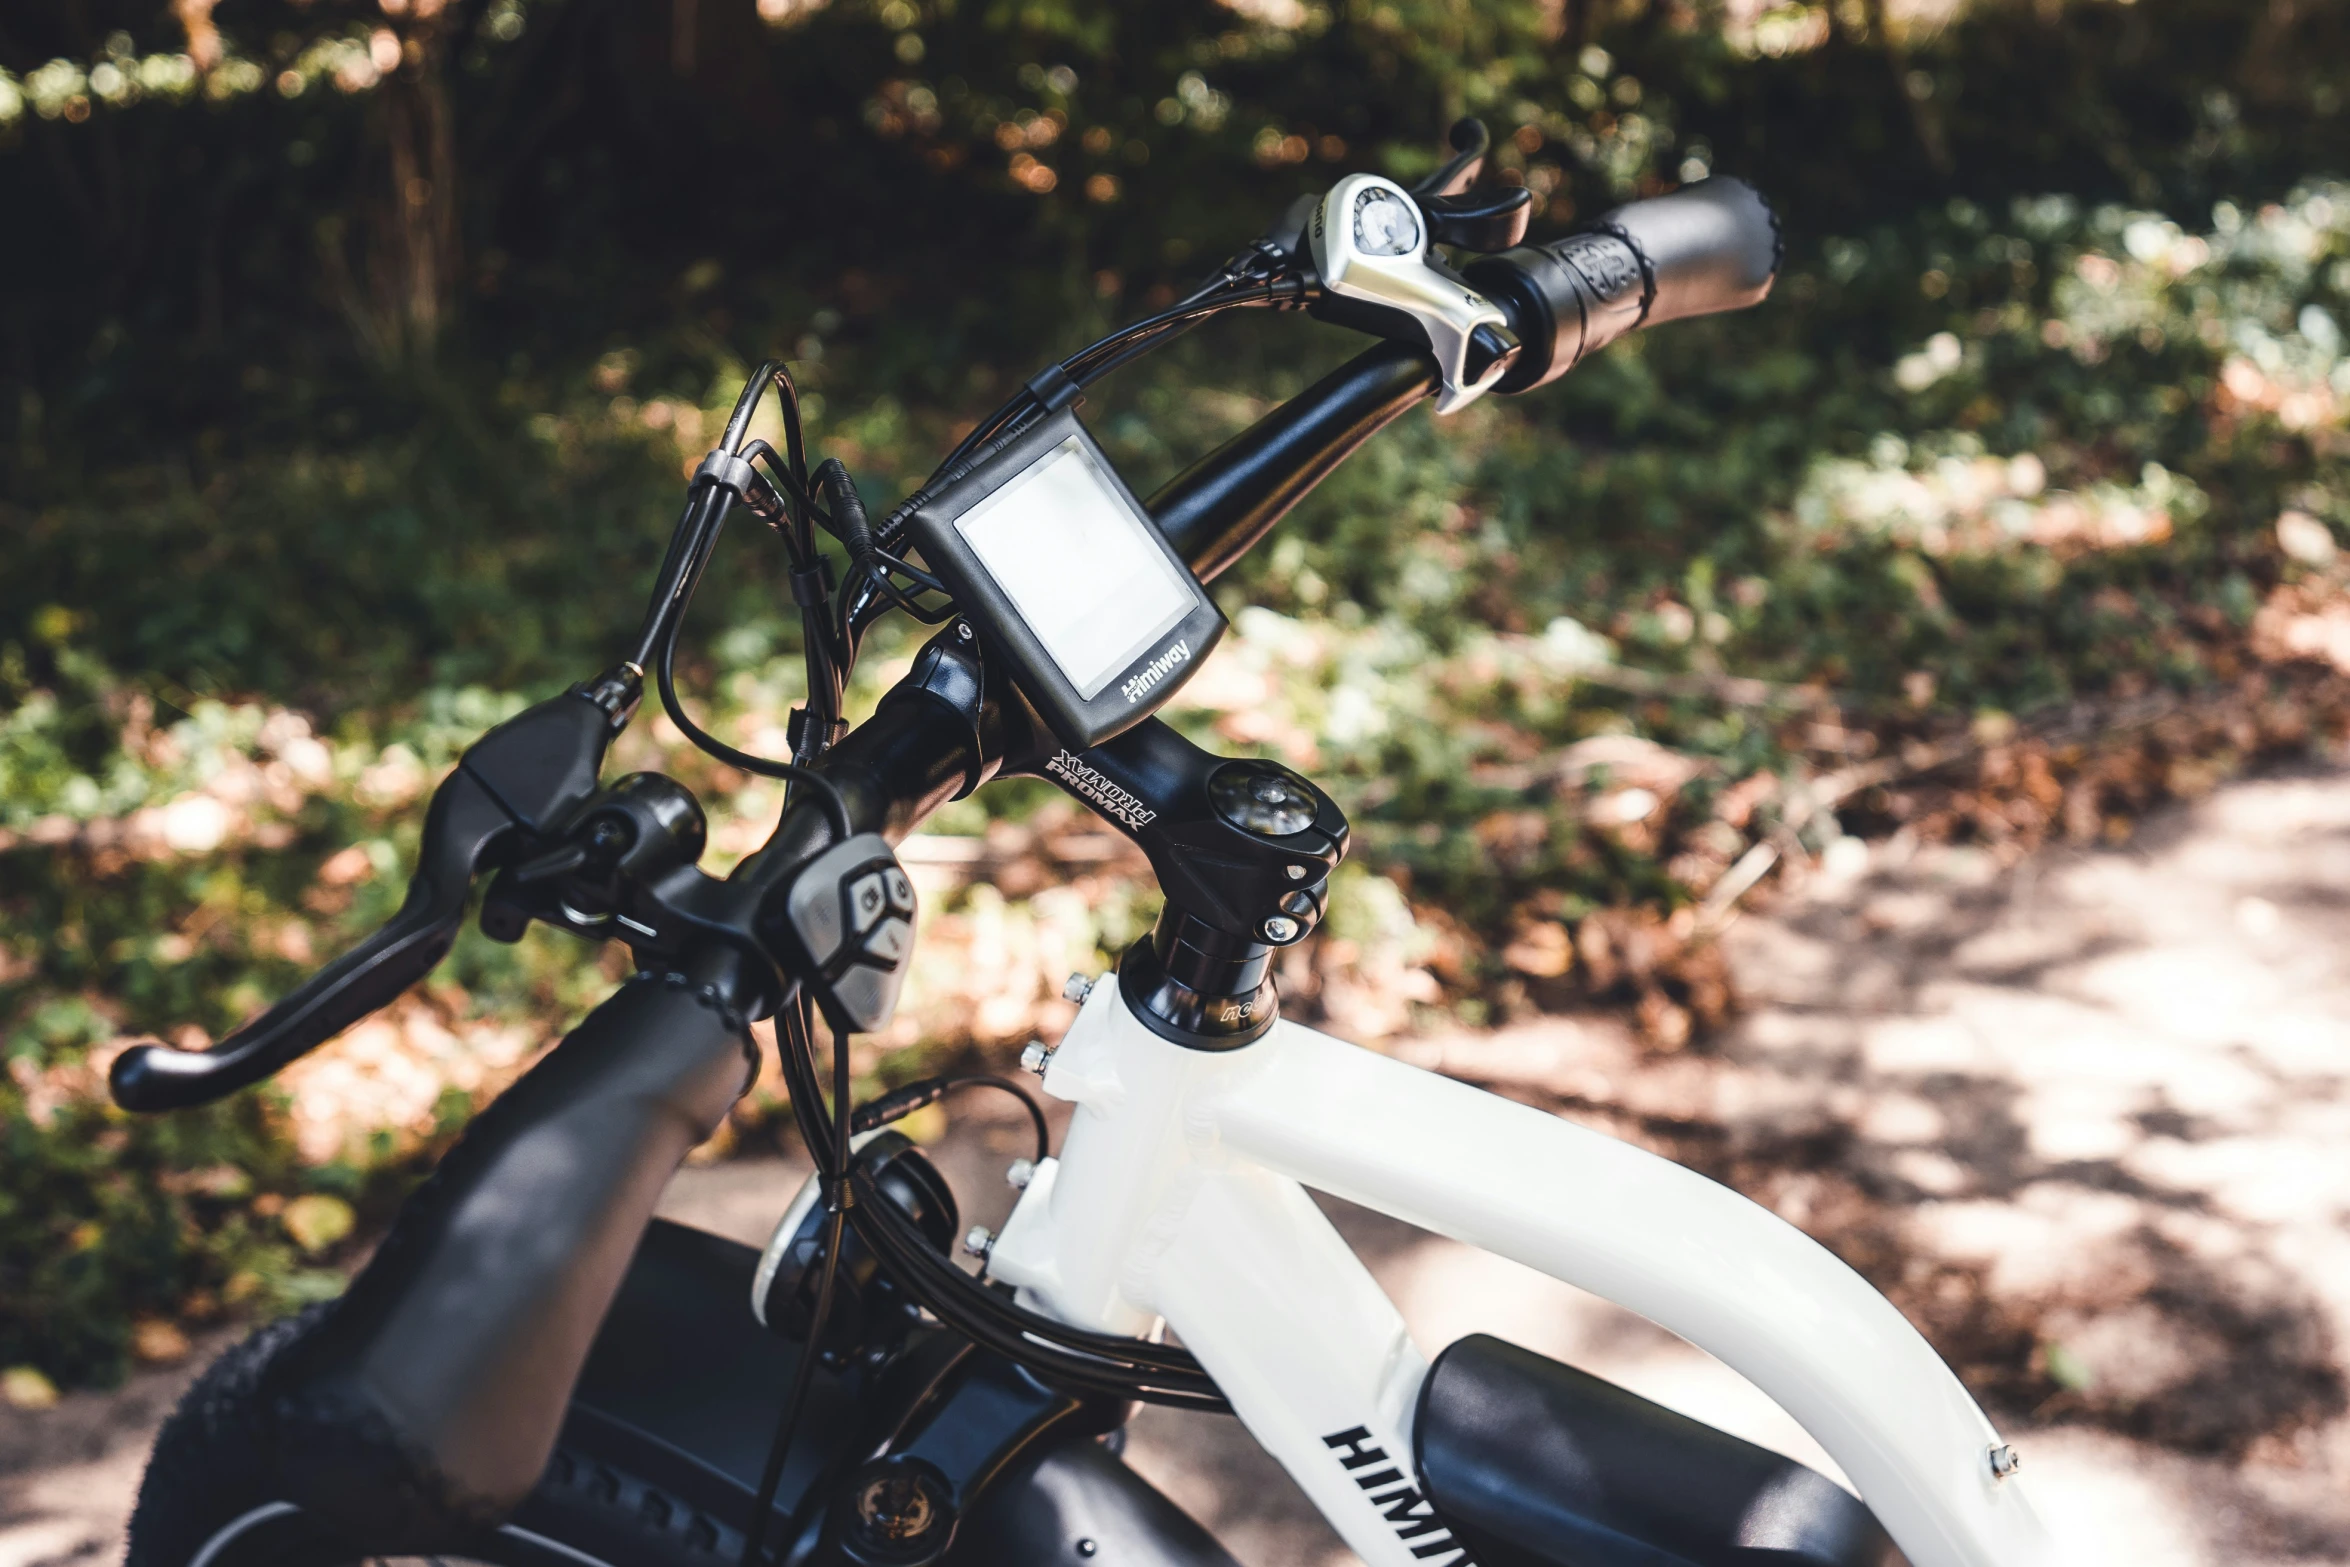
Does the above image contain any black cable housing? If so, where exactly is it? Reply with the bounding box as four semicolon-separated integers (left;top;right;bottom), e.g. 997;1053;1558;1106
647;482;853;840
849;1073;1050;1161
739;992;853;1567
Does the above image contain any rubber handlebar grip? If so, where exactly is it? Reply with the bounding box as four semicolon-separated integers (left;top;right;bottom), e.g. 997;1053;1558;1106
1598;176;1781;328
1464;176;1780;394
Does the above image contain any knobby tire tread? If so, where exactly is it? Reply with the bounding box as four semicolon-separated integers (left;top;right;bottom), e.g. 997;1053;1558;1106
126;1310;741;1567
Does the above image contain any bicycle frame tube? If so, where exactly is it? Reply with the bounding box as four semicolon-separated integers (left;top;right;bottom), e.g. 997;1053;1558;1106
986;984;2058;1567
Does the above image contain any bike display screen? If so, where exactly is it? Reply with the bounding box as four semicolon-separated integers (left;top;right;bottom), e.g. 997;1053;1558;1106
908;410;1225;750
954;437;1196;700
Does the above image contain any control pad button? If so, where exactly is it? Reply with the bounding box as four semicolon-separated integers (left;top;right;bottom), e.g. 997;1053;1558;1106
831;965;889;1028
863;917;911;966
883;869;915;915
848;872;889;932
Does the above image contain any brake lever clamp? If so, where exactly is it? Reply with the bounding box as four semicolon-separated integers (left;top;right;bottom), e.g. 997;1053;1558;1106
1308;171;1523;414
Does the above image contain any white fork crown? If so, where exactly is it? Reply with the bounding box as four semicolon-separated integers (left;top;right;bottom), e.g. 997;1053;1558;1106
984;978;2058;1567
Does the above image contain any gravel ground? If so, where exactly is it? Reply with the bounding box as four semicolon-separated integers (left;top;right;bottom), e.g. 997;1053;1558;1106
9;763;2350;1566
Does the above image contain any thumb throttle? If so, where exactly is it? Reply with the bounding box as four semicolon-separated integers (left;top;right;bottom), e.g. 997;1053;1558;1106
109;679;631;1113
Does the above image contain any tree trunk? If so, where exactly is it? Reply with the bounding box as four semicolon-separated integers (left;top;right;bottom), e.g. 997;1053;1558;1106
321;9;463;366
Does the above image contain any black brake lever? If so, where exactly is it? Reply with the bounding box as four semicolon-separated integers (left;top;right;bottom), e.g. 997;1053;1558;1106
1411;116;1491;199
1421;185;1534;253
109;672;637;1112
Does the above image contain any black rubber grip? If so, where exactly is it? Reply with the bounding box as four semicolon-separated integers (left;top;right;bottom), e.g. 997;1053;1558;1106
1466;176;1780;394
262;969;758;1545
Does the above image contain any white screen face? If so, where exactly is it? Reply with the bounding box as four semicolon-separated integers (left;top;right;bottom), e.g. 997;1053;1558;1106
953;437;1196;700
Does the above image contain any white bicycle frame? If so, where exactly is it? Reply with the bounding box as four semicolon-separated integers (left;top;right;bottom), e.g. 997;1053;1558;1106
978;980;2057;1567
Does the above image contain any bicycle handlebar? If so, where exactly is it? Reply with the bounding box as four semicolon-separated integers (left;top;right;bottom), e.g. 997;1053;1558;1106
107;166;1780;1116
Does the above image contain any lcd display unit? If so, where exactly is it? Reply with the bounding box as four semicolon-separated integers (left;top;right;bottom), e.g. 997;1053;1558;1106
906;410;1225;749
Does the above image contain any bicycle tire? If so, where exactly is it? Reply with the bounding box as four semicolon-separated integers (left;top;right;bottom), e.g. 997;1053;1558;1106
126;1307;747;1567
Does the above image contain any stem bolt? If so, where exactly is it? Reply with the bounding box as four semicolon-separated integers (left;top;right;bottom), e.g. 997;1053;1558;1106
1007;1157;1037;1190
1262;915;1301;943
1987;1444;2021;1481
963;1225;994;1259
1020;1040;1054;1076
1062;972;1096;1003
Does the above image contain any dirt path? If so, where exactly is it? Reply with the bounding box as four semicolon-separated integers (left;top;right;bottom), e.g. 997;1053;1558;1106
9;764;2350;1565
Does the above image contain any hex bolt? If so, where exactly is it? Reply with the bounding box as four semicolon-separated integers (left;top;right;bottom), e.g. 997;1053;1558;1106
963;1225;994;1259
1006;1158;1037;1190
1986;1443;2021;1481
1020;1040;1054;1076
1284;863;1309;880
1062;972;1096;1003
1262;915;1301;943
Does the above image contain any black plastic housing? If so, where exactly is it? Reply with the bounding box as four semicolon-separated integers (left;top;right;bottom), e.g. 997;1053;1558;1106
552;1219;1240;1567
755;1131;959;1352
1414;1335;1905;1567
905;409;1225;750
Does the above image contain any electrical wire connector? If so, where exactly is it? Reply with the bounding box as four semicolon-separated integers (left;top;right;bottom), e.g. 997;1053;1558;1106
786;706;847;758
1023;363;1084;415
691;447;760;499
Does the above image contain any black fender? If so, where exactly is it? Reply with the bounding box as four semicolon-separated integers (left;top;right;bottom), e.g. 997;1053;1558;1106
559;1218;1241;1567
1414;1334;1905;1567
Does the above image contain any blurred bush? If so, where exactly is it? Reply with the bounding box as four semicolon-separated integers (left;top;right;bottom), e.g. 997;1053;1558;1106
8;0;2350;1388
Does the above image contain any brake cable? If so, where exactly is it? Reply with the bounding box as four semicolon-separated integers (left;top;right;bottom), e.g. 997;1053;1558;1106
850;1073;1049;1161
761;973;1225;1408
738;991;853;1567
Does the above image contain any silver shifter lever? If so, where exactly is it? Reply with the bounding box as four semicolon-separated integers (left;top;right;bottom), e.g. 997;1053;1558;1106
1309;172;1519;414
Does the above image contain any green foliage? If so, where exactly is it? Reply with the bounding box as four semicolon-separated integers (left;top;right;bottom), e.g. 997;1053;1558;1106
7;0;2350;1385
